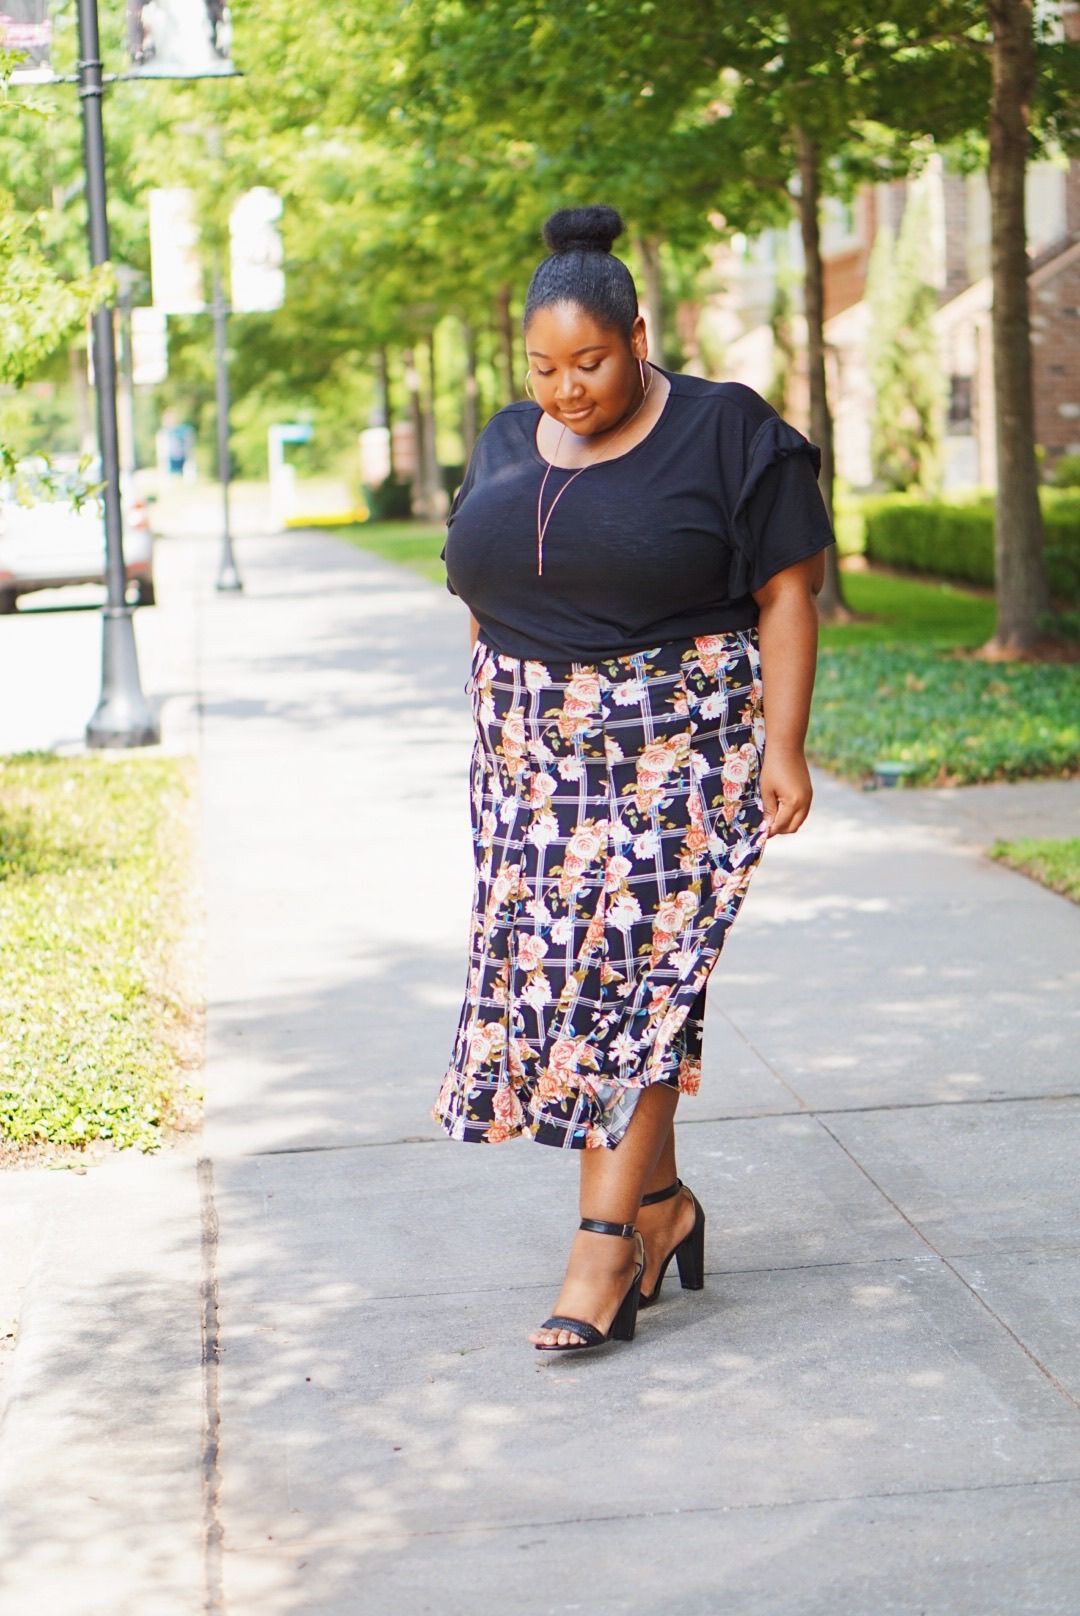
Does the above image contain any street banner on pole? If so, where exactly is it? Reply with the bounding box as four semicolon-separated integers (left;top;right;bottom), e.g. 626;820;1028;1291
87;309;167;385
126;0;237;77
229;187;284;313
131;307;168;384
1;0;54;82
149;188;206;313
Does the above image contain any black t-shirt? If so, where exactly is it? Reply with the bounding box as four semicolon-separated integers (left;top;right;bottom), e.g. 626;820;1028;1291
440;365;835;662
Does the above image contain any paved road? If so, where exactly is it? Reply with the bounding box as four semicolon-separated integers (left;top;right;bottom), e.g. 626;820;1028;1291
1;519;1078;1615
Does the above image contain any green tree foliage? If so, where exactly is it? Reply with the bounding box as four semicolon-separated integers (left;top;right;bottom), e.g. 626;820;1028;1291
866;185;946;495
0;49;112;469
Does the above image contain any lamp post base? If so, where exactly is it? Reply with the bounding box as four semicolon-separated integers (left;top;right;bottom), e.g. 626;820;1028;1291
215;561;243;592
85;606;160;748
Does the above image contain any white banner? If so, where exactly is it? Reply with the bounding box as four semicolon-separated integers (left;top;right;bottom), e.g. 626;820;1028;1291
127;0;237;78
229;188;284;313
1;0;53;82
149;189;206;314
132;308;169;385
87;309;168;386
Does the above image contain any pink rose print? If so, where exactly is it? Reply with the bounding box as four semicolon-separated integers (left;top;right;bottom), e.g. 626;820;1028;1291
693;633;734;676
567;823;604;862
654;899;687;933
565;670;601;707
677;1056;702;1095
722;750;751;786
493;1085;523;1126
523;660;552;691
517;933;549;972
549;1036;583;1071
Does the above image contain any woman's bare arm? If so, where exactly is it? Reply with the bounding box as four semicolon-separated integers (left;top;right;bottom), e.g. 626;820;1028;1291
468;612;480;650
752;550;825;836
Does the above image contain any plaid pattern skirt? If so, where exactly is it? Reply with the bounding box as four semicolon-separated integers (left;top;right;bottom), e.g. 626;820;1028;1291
432;629;770;1149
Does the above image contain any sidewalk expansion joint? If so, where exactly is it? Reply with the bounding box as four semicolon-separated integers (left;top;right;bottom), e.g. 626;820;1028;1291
273;1472;1080;1550
197;1156;226;1615
812;1117;1080;1416
237;1090;1080;1158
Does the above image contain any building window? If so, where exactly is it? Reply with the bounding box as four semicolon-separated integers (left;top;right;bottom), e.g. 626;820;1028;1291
948;374;974;432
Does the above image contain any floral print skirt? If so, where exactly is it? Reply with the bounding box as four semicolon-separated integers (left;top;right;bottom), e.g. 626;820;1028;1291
432;629;770;1150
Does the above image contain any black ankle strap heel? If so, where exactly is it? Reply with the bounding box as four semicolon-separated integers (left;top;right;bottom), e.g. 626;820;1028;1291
640;1178;683;1207
534;1218;646;1352
579;1216;636;1237
637;1180;706;1309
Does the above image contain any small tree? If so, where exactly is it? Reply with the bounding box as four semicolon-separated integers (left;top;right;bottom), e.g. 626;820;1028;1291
866;185;946;493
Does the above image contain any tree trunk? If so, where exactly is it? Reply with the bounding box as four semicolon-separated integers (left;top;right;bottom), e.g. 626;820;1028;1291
987;0;1048;652
70;344;94;457
497;284;517;404
376;346;393;475
402;344;426;517
675;299;704;376
423;335;445;516
794;124;846;620
635;235;666;367
462;317;479;458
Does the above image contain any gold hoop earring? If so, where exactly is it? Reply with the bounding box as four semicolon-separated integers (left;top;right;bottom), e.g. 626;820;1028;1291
525;369;537;401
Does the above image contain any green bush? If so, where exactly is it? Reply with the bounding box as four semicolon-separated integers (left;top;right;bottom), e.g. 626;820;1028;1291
863;490;1080;602
1052;454;1080;489
362;473;413;521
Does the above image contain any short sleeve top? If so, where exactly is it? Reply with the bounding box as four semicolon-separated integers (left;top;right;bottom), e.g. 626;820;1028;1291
440;365;835;662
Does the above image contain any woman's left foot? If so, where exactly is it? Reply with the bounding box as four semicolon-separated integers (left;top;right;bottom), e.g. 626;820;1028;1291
634;1179;706;1307
635;1183;699;1298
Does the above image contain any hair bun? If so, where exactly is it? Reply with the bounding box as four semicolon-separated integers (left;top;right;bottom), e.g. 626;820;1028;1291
542;205;624;257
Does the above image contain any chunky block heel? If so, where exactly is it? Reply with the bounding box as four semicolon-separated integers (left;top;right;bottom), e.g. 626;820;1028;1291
534;1218;645;1352
674;1202;706;1291
638;1179;706;1308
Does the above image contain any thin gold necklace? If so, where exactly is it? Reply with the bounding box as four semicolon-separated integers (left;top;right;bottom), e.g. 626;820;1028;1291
535;364;655;576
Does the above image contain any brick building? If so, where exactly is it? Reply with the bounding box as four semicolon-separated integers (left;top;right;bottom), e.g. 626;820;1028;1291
712;155;1080;491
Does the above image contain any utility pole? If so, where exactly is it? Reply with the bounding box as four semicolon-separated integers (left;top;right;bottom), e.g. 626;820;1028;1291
78;0;158;748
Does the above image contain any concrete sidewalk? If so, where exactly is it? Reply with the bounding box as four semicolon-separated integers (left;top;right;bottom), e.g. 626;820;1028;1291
1;524;1078;1615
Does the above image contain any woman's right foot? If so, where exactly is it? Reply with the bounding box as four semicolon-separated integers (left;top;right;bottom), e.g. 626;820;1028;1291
635;1181;702;1302
529;1225;643;1349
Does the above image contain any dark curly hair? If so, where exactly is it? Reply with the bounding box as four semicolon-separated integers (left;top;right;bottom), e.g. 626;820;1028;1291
522;205;640;341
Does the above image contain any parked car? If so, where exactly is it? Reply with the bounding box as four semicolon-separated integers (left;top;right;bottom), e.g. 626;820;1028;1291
0;458;156;613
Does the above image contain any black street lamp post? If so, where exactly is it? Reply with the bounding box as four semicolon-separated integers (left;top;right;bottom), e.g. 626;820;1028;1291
77;0;159;748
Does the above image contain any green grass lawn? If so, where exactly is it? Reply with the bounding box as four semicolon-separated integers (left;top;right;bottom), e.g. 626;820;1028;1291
989;838;1080;903
336;519;1078;787
814;570;1077;784
339;519;447;585
820;569;996;648
0;753;203;1155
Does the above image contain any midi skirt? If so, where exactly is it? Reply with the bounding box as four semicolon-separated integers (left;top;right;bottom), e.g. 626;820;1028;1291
432;629;770;1150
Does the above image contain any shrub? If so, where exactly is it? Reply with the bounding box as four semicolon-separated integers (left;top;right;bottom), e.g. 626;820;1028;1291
362;472;413;521
1051;454;1080;489
863;490;1080;602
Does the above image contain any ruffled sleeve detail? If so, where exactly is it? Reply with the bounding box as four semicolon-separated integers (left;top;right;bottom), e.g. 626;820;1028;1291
727;415;829;598
441;452;481;596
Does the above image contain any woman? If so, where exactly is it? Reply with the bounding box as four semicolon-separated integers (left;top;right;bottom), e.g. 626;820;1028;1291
433;205;834;1353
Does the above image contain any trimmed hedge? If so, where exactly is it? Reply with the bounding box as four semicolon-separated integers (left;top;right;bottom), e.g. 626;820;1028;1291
863;489;1080;602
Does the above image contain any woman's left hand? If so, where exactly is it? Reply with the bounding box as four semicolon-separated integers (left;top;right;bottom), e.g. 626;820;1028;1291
760;748;813;836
